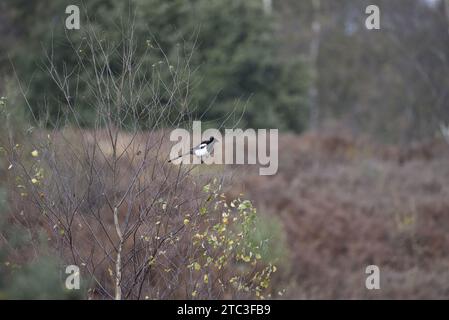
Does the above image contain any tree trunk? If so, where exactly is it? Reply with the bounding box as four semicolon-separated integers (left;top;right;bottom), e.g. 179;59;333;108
444;0;449;34
114;207;123;300
308;0;321;129
262;0;272;15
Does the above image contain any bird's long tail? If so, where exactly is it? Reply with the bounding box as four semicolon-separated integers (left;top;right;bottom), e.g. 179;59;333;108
168;152;191;163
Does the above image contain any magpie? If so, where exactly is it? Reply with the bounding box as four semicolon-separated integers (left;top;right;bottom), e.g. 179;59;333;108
168;136;218;163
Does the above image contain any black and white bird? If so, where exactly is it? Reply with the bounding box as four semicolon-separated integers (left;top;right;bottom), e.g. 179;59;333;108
168;136;218;163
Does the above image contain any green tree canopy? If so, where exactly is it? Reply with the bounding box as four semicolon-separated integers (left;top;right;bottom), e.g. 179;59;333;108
2;0;309;132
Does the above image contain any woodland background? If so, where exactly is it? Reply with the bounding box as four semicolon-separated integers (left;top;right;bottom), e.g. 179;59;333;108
1;0;449;299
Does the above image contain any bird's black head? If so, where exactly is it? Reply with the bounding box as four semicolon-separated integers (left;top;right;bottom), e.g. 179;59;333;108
209;136;215;142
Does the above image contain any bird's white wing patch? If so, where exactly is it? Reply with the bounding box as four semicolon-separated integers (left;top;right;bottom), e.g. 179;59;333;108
194;148;209;156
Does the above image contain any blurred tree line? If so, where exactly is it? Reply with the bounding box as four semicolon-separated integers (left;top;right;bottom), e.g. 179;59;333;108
1;0;449;141
0;0;309;132
277;0;449;142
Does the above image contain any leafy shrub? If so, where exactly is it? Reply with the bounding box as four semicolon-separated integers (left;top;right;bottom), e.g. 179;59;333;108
0;21;281;298
184;180;278;299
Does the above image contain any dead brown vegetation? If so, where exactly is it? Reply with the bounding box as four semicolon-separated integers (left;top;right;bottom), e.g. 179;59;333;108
232;131;449;299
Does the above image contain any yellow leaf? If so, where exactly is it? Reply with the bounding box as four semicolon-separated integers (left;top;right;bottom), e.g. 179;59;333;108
260;279;269;288
31;150;39;157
